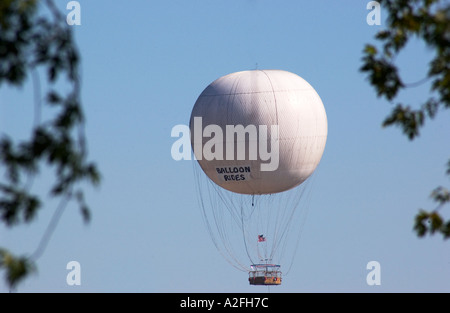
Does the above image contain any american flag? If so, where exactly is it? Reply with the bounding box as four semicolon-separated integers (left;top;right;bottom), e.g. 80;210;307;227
258;235;266;242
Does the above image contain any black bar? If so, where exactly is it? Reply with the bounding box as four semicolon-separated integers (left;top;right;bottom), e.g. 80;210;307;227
153;293;320;312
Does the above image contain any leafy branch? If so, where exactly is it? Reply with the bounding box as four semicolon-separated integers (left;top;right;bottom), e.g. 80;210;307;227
0;0;100;289
360;0;449;239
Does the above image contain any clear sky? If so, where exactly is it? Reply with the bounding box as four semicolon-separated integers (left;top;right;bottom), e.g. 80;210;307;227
0;1;449;293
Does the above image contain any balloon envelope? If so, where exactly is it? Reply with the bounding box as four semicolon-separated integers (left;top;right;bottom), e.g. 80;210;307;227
190;70;327;195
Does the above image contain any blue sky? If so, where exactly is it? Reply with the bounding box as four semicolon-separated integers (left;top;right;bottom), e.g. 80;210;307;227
0;1;449;292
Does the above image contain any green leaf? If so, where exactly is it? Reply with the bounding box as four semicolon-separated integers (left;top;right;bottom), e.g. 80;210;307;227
0;249;36;289
363;44;377;56
429;211;443;234
414;210;429;237
47;91;62;104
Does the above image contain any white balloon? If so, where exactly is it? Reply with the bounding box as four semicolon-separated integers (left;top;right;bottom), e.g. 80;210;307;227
190;70;327;195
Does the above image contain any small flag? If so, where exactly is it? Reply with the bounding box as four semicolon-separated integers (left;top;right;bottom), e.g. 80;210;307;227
258;235;266;242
